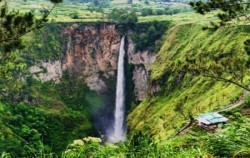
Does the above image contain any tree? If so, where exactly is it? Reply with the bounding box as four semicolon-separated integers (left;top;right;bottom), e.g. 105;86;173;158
174;96;196;122
108;9;138;25
128;0;133;4
125;12;138;27
172;52;250;91
108;9;127;22
141;8;153;16
93;0;100;6
155;9;164;15
190;0;250;28
0;0;62;99
0;0;62;52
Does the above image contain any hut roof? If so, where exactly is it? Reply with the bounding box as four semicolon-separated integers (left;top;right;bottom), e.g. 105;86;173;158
196;112;228;125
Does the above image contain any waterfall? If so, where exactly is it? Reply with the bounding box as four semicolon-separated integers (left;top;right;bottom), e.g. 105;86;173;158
107;36;126;143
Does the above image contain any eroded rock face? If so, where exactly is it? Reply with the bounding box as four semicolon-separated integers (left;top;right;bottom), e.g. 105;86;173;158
127;38;156;70
30;23;156;101
62;24;120;92
132;66;148;101
29;60;62;83
127;37;156;100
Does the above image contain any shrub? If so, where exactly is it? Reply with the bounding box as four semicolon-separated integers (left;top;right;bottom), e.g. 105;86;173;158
131;21;170;51
244;93;250;106
140;8;153;16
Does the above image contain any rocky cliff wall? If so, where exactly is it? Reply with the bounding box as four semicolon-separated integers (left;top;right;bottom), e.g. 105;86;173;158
62;23;120;93
30;23;156;101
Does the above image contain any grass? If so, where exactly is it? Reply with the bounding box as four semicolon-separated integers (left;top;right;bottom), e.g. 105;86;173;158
138;12;217;24
127;23;250;139
10;0;250;26
151;24;250;80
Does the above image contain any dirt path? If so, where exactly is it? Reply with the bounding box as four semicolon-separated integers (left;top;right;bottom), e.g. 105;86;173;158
216;89;249;112
178;123;193;136
170;122;193;138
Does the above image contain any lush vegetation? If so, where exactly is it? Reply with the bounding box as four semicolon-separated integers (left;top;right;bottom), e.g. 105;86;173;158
108;9;138;25
0;0;62;102
11;0;193;22
0;76;96;157
128;23;250;138
190;0;250;28
22;23;67;64
130;21;170;51
63;109;250;157
1;0;250;157
140;7;192;16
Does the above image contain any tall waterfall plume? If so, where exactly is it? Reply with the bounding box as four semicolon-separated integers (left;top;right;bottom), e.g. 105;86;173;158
107;36;126;143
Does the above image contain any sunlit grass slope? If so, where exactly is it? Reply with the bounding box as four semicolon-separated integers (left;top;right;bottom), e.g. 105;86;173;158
128;23;250;139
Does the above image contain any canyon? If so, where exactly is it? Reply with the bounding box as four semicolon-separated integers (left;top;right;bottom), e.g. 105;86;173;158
2;0;250;157
30;23;155;101
27;23;160;139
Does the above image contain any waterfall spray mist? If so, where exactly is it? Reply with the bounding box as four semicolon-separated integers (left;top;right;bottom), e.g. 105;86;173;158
107;36;126;143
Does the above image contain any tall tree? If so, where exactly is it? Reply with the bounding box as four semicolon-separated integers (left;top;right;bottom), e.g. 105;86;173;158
190;0;250;28
172;52;250;91
0;0;62;99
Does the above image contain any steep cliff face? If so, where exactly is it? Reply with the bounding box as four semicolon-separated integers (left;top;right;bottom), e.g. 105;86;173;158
127;37;156;100
62;24;120;92
31;23;156;101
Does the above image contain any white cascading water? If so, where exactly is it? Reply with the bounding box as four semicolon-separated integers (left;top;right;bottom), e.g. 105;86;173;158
107;36;126;143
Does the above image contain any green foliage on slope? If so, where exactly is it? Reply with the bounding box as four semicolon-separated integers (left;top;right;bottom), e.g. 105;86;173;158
0;75;97;157
0;102;93;157
63;112;250;157
62;89;250;157
22;23;67;64
131;21;170;51
127;23;250;138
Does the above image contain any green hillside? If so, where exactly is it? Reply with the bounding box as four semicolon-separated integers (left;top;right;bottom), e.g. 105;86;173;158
128;23;250;138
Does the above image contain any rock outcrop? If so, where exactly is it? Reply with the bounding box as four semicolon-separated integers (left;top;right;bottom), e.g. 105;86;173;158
62;23;121;92
127;37;156;100
30;23;156;101
29;60;62;83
